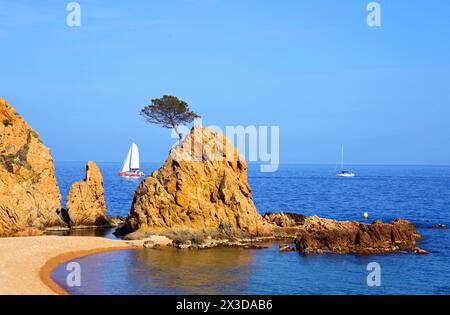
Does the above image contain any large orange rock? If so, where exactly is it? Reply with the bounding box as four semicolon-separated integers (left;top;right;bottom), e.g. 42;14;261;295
66;161;108;226
0;97;62;236
121;126;270;238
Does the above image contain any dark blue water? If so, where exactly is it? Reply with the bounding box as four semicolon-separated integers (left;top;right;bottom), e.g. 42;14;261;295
53;163;450;294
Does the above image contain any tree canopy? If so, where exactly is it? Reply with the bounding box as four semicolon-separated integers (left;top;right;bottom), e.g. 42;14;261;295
140;95;200;140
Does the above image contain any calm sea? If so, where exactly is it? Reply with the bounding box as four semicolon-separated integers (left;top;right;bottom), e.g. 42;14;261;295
52;162;450;294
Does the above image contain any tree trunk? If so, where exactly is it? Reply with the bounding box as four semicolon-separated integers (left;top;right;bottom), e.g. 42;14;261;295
173;125;182;143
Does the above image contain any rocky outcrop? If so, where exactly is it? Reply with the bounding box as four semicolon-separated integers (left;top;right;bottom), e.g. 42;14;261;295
119;125;270;238
66;161;108;226
263;212;306;227
116;125;425;254
118;126;425;254
291;215;423;254
0;97;62;236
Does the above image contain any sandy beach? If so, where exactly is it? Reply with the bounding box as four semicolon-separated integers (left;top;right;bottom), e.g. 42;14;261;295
0;236;146;295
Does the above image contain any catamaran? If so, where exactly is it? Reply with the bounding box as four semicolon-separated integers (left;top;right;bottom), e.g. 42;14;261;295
336;145;355;177
118;143;145;177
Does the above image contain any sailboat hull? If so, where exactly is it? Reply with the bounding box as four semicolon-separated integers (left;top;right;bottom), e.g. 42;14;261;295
118;171;145;177
336;172;355;177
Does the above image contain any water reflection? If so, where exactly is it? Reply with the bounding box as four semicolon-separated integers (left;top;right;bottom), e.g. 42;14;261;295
53;247;259;295
46;227;120;239
130;247;256;294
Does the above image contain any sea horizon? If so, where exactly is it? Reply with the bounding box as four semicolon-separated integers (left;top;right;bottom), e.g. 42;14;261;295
54;161;450;167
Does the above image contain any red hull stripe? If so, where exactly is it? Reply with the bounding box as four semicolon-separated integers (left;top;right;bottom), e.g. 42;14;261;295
118;172;145;177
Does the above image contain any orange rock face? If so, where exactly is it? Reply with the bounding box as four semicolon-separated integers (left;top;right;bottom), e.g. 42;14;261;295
293;215;422;254
0;97;62;236
66;161;108;226
122;126;270;237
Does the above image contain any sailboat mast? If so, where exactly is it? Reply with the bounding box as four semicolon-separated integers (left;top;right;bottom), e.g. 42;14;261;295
341;145;344;171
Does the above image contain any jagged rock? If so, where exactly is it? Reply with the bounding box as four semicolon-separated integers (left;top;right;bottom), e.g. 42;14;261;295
119;126;270;238
0;97;62;236
66;161;108;226
264;212;307;227
293;215;423;254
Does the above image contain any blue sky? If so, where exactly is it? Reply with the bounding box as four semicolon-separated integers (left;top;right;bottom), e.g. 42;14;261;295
1;0;449;165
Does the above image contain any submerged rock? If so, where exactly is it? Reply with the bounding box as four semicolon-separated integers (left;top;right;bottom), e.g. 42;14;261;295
431;224;447;229
66;161;108;226
0;97;62;236
413;247;430;255
119;126;270;239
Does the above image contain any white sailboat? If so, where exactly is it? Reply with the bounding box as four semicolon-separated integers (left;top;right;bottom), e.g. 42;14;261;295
118;143;145;177
336;145;355;177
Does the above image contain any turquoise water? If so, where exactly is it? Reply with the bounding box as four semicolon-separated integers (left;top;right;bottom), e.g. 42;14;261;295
53;163;450;294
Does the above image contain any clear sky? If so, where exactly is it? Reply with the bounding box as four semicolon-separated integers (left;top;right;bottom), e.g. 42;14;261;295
1;0;449;165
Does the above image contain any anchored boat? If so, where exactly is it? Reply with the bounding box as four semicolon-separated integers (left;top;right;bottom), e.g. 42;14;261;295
118;143;145;177
336;145;356;177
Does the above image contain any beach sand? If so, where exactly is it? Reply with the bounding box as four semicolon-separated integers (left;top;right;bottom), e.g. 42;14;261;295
0;236;146;295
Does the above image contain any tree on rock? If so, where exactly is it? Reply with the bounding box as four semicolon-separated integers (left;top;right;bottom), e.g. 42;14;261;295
140;95;200;141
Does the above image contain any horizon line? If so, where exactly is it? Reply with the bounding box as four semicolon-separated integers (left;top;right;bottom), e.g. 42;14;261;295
54;161;450;167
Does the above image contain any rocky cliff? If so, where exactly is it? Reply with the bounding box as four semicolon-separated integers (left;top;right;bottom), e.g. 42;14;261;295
120;125;270;238
0;97;62;236
66;161;108;226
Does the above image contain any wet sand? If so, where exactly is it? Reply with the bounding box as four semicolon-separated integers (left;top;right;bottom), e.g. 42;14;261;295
0;236;146;295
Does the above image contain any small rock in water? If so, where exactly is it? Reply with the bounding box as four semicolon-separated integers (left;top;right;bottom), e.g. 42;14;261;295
143;240;155;248
431;224;447;229
172;239;193;249
279;244;296;252
413;247;430;255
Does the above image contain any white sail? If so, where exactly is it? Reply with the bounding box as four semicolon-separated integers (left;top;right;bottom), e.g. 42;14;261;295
120;146;132;173
130;143;140;170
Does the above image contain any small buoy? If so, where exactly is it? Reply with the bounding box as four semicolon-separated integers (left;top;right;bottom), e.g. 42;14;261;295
363;212;369;219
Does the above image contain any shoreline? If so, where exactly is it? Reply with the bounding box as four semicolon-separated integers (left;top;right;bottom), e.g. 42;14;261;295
40;246;141;295
0;236;145;295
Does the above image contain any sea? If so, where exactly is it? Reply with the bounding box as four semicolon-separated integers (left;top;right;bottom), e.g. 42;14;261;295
52;162;450;294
